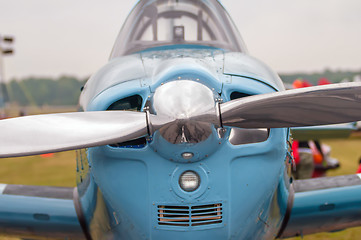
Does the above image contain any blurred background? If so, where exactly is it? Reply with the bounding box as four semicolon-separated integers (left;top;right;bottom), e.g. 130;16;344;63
0;0;361;239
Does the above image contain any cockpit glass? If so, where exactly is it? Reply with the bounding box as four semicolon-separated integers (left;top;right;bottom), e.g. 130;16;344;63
111;0;246;58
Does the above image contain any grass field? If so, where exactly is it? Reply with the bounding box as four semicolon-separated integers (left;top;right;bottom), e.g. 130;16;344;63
1;106;361;239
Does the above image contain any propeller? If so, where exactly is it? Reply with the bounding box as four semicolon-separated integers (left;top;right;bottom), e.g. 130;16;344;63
221;82;361;128
1;82;361;158
0;111;150;158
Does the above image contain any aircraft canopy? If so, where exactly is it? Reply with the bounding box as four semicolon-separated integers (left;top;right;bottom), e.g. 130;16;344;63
111;0;247;58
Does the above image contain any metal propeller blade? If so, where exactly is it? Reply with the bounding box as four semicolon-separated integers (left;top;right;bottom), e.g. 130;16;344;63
2;82;361;158
0;111;151;158
220;82;361;128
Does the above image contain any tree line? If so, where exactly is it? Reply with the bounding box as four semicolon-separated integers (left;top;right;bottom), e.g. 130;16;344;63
2;69;361;106
3;76;87;106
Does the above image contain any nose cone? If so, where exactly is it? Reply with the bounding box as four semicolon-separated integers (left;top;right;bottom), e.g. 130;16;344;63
149;80;224;163
152;80;219;144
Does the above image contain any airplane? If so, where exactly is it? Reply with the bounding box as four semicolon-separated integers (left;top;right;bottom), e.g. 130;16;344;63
1;0;361;239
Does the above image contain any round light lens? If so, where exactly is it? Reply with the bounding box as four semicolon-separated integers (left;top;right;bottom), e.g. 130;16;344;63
179;171;200;192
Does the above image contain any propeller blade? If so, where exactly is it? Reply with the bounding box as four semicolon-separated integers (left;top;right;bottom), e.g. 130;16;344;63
0;111;149;158
220;82;361;128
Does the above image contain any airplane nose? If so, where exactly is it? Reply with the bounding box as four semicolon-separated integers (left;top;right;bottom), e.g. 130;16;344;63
151;80;220;144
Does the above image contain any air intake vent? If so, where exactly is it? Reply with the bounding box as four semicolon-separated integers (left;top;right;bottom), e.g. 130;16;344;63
157;203;222;227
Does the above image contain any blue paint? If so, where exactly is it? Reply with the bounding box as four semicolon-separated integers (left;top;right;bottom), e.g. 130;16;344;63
87;80;150;112
283;185;361;237
77;67;290;239
137;44;222;54
80;126;288;239
0;194;83;239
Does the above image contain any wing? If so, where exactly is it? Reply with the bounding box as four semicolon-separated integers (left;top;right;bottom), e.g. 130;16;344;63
279;174;361;238
291;123;357;141
0;183;85;239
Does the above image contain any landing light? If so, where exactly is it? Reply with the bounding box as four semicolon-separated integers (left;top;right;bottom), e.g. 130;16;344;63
179;171;200;192
182;152;194;159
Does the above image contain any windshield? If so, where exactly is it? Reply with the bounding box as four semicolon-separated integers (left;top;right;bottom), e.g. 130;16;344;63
110;0;247;58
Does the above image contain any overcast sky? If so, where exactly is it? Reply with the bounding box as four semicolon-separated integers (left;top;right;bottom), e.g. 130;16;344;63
0;0;360;80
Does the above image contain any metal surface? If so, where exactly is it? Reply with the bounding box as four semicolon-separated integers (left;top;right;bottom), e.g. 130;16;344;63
152;80;219;144
0;186;83;239
3;185;73;200
223;52;285;91
229;128;269;145
221;82;361;128
80;49;287;112
281;178;361;238
293;175;361;193
0;111;149;158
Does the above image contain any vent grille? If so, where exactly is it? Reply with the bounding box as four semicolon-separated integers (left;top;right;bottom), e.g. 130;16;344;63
157;203;222;227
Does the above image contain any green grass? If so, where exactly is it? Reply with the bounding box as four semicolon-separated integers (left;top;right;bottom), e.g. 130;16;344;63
0;129;361;239
0;151;76;187
323;137;361;177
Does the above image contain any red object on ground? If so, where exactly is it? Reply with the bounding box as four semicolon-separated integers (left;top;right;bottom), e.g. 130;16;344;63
292;79;304;89
40;153;55;158
292;79;313;89
302;80;312;87
318;78;331;85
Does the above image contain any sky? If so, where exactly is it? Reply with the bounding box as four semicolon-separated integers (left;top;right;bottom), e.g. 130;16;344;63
0;0;361;80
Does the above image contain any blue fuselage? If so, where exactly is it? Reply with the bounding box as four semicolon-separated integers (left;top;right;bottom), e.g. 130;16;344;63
76;47;292;240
